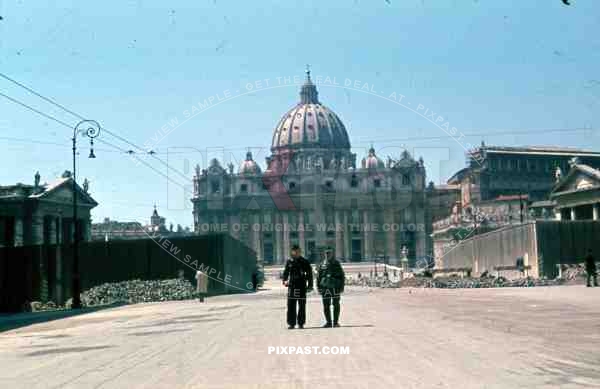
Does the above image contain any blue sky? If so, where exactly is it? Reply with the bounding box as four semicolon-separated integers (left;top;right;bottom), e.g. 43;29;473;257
1;0;599;227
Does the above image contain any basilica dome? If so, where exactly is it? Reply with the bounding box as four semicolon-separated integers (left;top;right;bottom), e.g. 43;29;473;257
271;69;351;153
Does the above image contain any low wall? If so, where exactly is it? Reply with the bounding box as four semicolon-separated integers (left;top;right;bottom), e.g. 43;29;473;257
436;221;600;279
0;233;256;312
437;223;539;279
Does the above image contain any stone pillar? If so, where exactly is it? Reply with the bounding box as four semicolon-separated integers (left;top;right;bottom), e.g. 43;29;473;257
31;214;44;246
55;216;64;304
14;217;24;247
385;211;397;265
275;213;284;264
48;217;57;245
570;207;576;221
363;211;371;260
248;212;256;252
252;214;263;265
593;204;599;221
298;211;306;253
282;213;290;259
82;218;91;242
315;206;326;248
230;214;241;240
335;211;344;260
413;204;427;262
57;217;63;244
343;211;352;261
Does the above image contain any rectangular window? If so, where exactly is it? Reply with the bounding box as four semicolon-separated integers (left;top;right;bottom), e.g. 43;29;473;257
240;184;248;192
374;179;381;188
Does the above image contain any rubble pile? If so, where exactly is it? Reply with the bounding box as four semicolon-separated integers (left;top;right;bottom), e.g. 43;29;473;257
412;276;563;289
23;279;199;312
26;300;63;312
560;262;600;282
347;275;564;289
78;279;199;307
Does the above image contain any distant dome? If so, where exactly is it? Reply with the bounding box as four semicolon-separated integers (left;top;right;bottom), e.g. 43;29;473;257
239;151;261;175
271;67;351;153
363;146;384;169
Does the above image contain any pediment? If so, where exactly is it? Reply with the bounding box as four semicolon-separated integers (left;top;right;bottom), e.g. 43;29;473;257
34;178;98;207
553;167;600;194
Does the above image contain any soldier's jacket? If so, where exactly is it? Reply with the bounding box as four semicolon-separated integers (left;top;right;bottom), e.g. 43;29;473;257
283;256;313;289
585;254;597;274
317;258;345;294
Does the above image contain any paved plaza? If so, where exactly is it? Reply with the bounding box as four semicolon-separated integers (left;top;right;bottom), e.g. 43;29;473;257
1;281;599;388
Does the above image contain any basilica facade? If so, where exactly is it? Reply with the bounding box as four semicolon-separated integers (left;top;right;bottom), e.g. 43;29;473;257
191;70;429;265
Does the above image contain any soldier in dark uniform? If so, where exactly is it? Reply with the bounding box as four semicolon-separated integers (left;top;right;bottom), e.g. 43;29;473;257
282;244;313;329
585;249;597;287
251;268;259;292
317;247;345;328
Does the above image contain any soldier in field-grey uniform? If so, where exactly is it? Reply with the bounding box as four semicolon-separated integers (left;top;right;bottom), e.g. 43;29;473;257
317;247;345;328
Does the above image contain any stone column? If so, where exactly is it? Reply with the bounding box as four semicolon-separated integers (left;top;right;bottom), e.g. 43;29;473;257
555;210;562;221
335;211;344;260
385;211;397;265
230;214;241;240
282;213;290;259
298;211;306;253
275;213;284;264
363;211;371;261
56;217;63;244
570;207;576;221
31;214;44;246
593;204;599;221
55;216;64;304
252;214;263;265
248;212;256;251
14;217;24;247
343;211;352;261
415;206;427;262
48;217;57;245
82;218;91;242
315;206;326;248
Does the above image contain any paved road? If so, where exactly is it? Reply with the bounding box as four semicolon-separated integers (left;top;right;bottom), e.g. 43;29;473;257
1;282;599;388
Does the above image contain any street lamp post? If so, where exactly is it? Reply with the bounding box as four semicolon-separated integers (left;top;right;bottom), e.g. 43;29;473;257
71;120;100;309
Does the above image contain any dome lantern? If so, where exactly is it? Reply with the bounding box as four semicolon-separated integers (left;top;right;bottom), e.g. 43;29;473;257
299;64;319;104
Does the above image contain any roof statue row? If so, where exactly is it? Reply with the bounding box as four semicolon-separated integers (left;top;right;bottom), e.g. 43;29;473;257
193;146;421;178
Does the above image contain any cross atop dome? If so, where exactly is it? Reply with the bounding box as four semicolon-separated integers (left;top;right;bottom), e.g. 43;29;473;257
300;65;318;104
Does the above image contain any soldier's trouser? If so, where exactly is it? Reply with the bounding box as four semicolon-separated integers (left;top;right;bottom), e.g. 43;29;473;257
321;290;340;324
287;286;306;326
587;272;598;287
